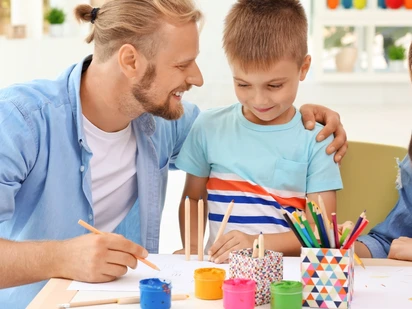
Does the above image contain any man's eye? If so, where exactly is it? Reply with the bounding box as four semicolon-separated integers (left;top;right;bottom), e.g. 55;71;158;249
237;84;249;87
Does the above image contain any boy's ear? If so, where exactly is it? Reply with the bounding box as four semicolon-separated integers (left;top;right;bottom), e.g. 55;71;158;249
299;55;312;81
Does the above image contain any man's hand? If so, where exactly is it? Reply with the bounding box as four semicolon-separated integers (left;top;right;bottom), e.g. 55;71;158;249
208;231;255;264
300;104;348;163
59;233;148;283
388;237;412;261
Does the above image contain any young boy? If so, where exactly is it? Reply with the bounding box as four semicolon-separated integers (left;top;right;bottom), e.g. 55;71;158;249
175;0;342;263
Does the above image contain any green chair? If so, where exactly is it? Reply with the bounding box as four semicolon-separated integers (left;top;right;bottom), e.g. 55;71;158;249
336;141;407;234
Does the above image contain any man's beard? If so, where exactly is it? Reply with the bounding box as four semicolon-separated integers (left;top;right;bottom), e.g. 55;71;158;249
132;64;185;121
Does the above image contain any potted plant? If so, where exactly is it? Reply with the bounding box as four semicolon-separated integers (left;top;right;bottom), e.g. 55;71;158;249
45;8;66;37
387;44;406;72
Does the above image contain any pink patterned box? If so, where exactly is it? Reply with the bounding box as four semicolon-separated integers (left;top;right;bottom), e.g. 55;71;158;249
229;249;283;306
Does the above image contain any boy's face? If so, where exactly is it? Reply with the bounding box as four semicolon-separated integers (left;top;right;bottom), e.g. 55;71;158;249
231;56;311;125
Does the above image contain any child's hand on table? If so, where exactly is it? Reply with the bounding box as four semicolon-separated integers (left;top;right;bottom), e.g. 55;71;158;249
208;231;255;264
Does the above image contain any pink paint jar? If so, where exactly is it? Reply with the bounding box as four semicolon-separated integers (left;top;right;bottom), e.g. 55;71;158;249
223;278;256;309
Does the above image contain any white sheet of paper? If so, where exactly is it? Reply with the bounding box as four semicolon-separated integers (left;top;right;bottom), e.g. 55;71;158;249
68;254;300;293
68;255;412;308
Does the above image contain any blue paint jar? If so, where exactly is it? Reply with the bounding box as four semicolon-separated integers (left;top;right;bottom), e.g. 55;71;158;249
378;0;387;8
342;0;353;9
139;278;172;309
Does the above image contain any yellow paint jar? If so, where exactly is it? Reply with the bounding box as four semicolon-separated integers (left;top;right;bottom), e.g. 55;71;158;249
194;268;226;300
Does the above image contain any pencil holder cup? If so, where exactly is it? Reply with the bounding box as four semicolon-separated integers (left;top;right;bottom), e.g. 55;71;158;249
229;248;283;306
139;278;172;309
301;247;354;308
270;280;302;309
223;278;256;309
194;267;226;300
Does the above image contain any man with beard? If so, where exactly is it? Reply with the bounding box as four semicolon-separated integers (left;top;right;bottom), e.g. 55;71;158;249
0;1;347;308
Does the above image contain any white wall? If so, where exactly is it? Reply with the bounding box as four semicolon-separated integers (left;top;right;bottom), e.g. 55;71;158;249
1;0;412;106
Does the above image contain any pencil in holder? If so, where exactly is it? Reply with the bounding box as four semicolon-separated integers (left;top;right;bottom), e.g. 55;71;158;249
229;248;283;306
301;247;354;309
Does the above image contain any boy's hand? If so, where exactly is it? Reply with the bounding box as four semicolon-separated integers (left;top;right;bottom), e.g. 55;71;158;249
300;104;347;164
388;237;412;261
208;231;255;264
338;221;354;234
173;247;198;255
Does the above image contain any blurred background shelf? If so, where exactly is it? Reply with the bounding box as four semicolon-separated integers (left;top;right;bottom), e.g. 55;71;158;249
313;1;412;83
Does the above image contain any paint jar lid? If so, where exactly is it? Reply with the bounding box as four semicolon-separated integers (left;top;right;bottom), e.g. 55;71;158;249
271;280;302;294
223;278;256;293
194;268;226;281
140;278;172;292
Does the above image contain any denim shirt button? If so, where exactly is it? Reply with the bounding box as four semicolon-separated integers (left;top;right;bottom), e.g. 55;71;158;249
80;165;85;172
88;214;93;221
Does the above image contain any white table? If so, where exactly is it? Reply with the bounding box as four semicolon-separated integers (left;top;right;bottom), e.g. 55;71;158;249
28;256;412;309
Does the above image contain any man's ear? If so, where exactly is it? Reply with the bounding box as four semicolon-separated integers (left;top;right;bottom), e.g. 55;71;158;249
299;55;312;81
118;44;146;80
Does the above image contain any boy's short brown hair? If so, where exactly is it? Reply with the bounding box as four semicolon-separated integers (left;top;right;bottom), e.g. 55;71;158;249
223;0;308;71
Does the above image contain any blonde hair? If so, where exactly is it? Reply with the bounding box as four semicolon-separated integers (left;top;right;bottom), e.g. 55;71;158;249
223;0;308;71
74;0;203;62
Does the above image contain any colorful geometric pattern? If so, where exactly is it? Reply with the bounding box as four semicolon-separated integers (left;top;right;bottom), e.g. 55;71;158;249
229;249;283;306
301;247;354;309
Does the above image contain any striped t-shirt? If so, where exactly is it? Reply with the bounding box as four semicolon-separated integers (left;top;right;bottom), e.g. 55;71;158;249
175;103;342;250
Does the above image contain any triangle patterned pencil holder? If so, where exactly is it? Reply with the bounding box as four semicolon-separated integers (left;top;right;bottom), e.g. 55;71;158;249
301;247;355;308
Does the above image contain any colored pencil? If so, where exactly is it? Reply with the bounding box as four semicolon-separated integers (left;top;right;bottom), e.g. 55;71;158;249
299;223;314;247
300;212;321;248
288;212;312;247
214;200;234;243
185;196;190;261
282;211;307;247
347;210;366;242
339;225;353;247
343;219;369;250
315;208;331;248
331;213;340;249
309;203;326;247
318;195;334;247
77;220;160;271
198;199;204;261
57;294;189;308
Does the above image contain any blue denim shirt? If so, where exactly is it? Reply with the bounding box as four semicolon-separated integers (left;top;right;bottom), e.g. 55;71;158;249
0;56;199;308
358;155;412;258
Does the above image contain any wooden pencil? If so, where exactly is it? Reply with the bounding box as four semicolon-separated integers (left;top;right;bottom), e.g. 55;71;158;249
258;232;265;259
77;220;160;271
252;238;259;258
198;199;204;261
185;196;191;261
214;200;234;243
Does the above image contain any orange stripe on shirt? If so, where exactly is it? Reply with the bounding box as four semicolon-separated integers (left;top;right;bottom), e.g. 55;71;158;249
207;177;306;210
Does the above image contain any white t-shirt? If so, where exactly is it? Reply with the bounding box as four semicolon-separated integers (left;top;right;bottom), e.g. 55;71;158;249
83;115;138;232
